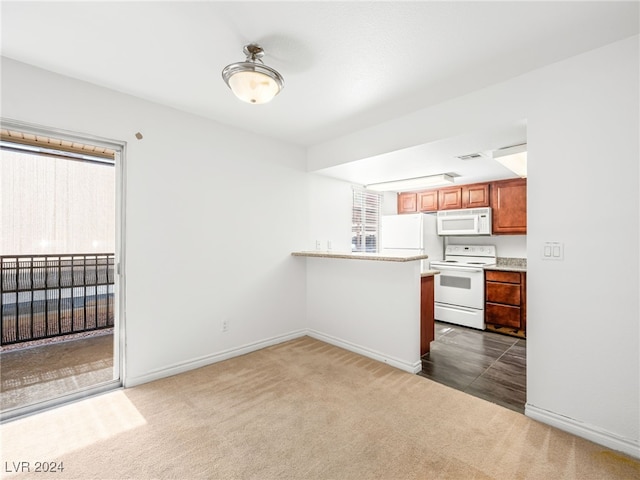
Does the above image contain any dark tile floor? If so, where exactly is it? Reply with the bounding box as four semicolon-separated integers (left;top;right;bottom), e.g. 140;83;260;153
418;321;526;413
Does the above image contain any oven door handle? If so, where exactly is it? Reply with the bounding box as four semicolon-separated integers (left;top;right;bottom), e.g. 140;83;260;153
433;266;484;273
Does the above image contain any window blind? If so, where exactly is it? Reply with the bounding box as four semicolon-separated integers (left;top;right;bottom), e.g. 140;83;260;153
352;187;381;253
1;129;116;164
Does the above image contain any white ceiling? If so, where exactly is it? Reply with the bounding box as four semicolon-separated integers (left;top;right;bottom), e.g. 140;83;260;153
2;1;638;187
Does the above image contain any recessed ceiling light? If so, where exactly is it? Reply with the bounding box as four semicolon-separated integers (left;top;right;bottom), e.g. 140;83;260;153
493;143;527;177
366;174;455;192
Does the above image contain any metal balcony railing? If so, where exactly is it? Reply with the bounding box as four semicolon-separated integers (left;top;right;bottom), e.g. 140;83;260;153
1;254;115;346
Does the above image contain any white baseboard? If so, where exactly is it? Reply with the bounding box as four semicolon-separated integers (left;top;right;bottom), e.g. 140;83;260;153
307;329;422;374
118;332;640;461
125;328;422;388
124;329;307;387
525;403;640;459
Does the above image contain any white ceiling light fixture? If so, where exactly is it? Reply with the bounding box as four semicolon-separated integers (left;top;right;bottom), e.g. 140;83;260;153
366;174;454;192
222;43;284;105
493;143;527;178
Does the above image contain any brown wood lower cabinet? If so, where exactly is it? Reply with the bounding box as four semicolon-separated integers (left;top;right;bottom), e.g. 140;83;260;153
420;274;435;355
485;270;526;337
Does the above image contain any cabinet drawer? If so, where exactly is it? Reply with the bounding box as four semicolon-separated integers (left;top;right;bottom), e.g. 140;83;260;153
486;303;521;328
486;270;521;284
486;282;521;305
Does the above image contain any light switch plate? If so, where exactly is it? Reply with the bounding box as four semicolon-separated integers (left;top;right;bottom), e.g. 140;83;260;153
542;241;564;260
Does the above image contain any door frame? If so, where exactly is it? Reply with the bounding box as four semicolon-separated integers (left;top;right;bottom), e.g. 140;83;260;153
0;117;127;421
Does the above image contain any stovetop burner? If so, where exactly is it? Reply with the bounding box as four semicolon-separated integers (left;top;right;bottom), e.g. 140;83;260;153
430;244;497;268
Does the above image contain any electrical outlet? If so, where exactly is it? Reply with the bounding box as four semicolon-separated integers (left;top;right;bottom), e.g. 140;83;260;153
327;240;332;251
222;319;229;332
315;240;322;250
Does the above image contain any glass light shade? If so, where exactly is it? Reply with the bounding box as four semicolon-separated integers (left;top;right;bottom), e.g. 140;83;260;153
228;70;280;104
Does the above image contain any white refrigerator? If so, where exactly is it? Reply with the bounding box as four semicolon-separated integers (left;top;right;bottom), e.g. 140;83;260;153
380;213;443;271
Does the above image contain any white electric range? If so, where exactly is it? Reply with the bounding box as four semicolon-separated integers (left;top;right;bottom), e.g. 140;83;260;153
430;245;496;330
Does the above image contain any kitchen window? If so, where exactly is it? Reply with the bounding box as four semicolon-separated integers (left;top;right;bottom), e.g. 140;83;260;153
352;187;381;253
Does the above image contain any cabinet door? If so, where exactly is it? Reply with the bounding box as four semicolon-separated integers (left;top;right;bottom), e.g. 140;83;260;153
397;192;417;213
491;178;527;234
417;191;438;212
521;273;527;332
463;183;490;208
438;187;462;210
420;275;435;355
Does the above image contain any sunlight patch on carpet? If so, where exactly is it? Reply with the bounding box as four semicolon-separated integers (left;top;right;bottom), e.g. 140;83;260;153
1;390;146;475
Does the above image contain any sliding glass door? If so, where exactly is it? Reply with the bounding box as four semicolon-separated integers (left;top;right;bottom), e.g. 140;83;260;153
0;122;124;420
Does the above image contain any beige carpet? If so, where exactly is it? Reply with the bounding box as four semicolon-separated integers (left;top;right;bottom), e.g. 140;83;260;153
1;336;638;479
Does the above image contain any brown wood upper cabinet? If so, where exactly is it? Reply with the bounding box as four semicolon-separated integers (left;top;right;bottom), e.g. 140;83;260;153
491;178;527;234
396;179;525;237
463;183;490;209
417;190;438;212
436;183;490;211
437;187;462;210
397;192;417;213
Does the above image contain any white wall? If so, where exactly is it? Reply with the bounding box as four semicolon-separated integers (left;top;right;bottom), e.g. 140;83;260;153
306;257;422;373
524;36;638;455
1;57;309;386
307;173;353;252
2;33;638;457
381;191;398;215
307;175;398;253
447;235;526;259
307;36;640;456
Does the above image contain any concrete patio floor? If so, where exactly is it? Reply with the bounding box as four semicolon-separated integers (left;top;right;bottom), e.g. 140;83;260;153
0;331;114;412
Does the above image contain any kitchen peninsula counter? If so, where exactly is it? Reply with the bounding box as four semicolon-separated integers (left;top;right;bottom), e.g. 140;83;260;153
293;250;434;373
291;251;429;262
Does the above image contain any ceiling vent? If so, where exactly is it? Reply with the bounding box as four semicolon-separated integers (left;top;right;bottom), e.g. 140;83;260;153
456;152;486;161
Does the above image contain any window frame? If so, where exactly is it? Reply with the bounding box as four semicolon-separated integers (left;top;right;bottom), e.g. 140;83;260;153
351;187;382;253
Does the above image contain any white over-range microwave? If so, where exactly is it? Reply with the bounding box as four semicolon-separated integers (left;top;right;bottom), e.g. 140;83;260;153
436;207;492;236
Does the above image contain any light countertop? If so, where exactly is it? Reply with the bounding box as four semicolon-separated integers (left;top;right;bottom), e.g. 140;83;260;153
421;270;440;277
291;251;429;262
484;257;527;272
